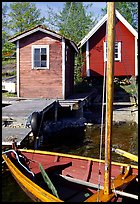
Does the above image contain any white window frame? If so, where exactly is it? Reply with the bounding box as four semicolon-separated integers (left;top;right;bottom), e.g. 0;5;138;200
104;41;121;62
32;45;49;69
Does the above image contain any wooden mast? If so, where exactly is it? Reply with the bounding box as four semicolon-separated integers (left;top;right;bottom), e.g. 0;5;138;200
104;2;115;195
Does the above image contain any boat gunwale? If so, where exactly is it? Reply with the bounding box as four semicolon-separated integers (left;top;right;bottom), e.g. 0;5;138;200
2;154;63;202
19;149;138;169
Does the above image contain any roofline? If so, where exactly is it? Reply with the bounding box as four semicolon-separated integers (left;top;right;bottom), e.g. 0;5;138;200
78;14;107;48
9;26;79;53
78;9;138;48
9;27;62;43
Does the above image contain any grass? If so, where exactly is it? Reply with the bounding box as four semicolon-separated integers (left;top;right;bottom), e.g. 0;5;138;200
2;91;17;98
2;58;16;66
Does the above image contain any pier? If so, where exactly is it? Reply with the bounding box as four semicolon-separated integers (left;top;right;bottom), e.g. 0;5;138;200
2;90;95;147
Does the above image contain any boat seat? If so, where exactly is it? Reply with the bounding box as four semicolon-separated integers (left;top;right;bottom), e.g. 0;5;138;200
30;161;72;175
45;161;72;174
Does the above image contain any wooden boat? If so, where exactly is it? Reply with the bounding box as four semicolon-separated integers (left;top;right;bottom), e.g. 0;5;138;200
2;148;138;202
2;2;138;202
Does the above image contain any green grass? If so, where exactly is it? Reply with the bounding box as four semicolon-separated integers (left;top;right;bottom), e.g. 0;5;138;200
2;58;16;66
2;92;17;98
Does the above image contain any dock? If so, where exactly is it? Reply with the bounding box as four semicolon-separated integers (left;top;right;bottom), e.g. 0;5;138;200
2;98;56;146
2;90;96;147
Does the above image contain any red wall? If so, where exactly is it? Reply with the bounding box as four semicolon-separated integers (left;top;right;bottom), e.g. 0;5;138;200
82;19;135;77
18;31;75;99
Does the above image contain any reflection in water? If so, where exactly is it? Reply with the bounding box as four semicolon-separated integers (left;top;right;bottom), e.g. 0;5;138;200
2;122;138;202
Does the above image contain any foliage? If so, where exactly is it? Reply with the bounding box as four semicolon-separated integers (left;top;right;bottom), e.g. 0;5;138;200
2;42;16;61
2;2;46;61
46;2;96;44
74;49;84;84
46;2;97;83
8;2;46;34
2;3;9;46
2;70;16;79
2;92;17;98
101;2;138;31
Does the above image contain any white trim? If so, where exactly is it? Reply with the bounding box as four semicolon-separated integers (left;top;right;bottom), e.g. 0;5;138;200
104;41;121;62
62;38;65;99
135;37;138;76
78;9;138;48
16;40;20;97
9;27;62;43
70;41;79;53
115;10;138;39
86;41;90;77
104;41;107;62
78;14;107;48
9;26;78;53
117;42;121;62
32;45;49;69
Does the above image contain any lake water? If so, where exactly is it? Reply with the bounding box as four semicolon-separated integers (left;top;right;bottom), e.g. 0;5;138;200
2;122;138;202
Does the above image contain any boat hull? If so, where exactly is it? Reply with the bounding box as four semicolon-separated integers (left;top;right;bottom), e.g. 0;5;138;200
2;149;138;202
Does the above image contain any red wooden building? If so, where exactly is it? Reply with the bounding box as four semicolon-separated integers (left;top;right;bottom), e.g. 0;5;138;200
9;25;78;99
78;10;138;79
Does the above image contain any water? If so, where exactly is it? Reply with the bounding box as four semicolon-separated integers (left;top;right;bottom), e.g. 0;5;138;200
2;122;138;202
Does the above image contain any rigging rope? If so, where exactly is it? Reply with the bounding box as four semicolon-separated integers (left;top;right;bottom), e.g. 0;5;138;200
97;7;108;200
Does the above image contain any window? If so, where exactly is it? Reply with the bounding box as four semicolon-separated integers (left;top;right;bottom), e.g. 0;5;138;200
104;41;121;62
32;45;49;69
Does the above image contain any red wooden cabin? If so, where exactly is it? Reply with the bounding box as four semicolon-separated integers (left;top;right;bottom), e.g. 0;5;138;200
78;10;138;79
9;25;78;99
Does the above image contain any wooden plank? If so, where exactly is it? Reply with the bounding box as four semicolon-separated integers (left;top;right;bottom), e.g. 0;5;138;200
2;127;31;146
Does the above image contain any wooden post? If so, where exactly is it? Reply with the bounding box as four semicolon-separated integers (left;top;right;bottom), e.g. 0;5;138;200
55;99;58;122
104;2;115;195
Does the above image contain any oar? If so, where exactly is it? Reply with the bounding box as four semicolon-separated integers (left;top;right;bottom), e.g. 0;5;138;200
112;148;138;162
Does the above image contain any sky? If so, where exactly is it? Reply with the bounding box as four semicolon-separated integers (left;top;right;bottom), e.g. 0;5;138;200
34;2;107;18
4;2;107;20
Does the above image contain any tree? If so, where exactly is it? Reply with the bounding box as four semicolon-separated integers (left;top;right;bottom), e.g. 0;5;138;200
101;2;138;31
2;3;15;60
46;2;97;83
46;2;96;44
2;3;9;46
8;2;46;34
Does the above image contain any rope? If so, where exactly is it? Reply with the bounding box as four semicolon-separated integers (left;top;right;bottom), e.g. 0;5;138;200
2;149;35;177
97;7;108;200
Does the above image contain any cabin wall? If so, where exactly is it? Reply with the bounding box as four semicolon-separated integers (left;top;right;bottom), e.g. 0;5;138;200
82;20;135;78
65;44;75;97
19;31;63;99
114;20;135;76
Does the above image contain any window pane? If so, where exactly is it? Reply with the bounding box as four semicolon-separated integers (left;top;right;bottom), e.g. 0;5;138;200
34;60;40;67
33;47;48;68
34;48;40;54
41;61;46;67
34;48;40;61
41;55;46;61
41;48;46;55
